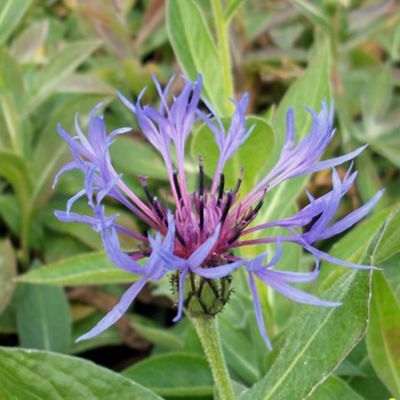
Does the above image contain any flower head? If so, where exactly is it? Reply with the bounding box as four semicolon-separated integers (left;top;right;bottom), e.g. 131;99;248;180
54;75;382;347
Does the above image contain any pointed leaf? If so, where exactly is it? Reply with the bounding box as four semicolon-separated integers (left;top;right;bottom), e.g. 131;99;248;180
239;210;388;400
0;347;162;399
0;0;34;45
308;376;364;400
123;352;213;397
18;252;137;286
167;0;227;115
367;271;400;397
24;40;102;115
16;283;71;352
0;239;16;313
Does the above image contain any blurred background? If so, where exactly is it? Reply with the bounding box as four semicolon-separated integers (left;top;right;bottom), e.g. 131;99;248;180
0;0;399;398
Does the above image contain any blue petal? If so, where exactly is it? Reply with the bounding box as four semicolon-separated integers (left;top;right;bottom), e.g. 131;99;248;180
304;145;367;175
304;243;381;270
117;90;136;113
173;267;189;323
76;276;148;342
52;161;77;189
193;260;243;279
257;270;341;307
257;266;319;283
318;189;384;240
248;273;272;350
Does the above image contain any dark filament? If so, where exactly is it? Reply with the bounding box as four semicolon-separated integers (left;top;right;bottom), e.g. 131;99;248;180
173;171;183;202
232;168;243;194
217;173;225;207
220;191;233;224
199;195;204;231
198;156;204;197
152;196;165;222
139;176;156;206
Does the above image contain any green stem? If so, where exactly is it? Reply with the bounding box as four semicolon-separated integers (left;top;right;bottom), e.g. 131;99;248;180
191;315;235;400
211;0;235;113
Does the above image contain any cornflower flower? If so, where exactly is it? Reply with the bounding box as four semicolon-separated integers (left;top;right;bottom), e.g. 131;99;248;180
54;75;383;349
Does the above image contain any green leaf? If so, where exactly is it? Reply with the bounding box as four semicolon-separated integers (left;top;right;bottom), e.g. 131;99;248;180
0;48;26;152
131;316;184;351
11;20;48;63
0;194;20;235
220;314;261;384
44;214;103;251
308;376;364;400
191;116;275;194
23;40;102;115
0;299;16;333
0;0;34;45
225;0;247;22
18;252;137;286
16;283;71;352
373;208;400;264
346;340;392;400
57;73;114;95
0;151;31;205
123;352;213;397
355;152;385;213
110;137;168;181
291;0;330;33
239;211;388;400
240;270;370;400
335;359;366;378
361;67;392;133
0;239;16;314
167;0;227;115
0;347;162;399
367;271;400;397
0;151;32;257
44;234;91;264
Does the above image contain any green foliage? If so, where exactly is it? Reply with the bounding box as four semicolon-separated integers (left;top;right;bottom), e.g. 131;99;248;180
18;252;137;286
123;352;214;397
309;376;364;400
240;210;388;399
167;0;227;115
0;240;16;314
367;271;400;397
0;0;34;46
16;283;71;353
0;347;162;399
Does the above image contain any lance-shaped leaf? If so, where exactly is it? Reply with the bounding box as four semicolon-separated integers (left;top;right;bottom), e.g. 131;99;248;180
367;271;400;398
0;347;162;399
18;252;137;286
0;240;16;314
167;0;227;115
239;210;388;400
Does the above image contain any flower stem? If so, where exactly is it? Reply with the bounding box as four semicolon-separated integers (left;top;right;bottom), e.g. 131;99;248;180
191;315;235;400
211;0;234;113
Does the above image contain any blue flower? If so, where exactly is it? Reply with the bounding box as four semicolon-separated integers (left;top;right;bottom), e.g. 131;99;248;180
54;75;382;348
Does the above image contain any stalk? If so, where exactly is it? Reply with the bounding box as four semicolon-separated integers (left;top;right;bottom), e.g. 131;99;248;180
191;315;235;400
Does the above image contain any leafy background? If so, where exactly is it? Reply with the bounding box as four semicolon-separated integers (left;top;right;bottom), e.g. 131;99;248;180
0;0;399;399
